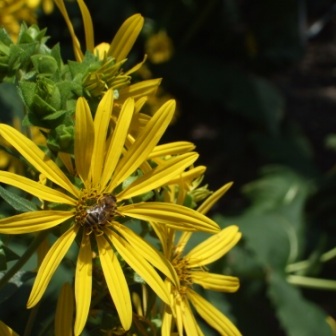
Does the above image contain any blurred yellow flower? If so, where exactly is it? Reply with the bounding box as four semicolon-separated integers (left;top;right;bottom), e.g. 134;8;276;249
145;30;174;64
27;0;54;14
0;0;36;40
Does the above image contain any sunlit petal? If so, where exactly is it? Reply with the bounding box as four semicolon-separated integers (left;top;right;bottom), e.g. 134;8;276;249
74;234;92;336
96;235;132;331
149;142;196;159
162;307;173;336
186;226;241;267
77;0;94;52
0;211;74;234
124;55;147;75
188;289;242;336
53;0;83;61
117;153;198;201
0;124;78;197
100;98;134;191
113;225;178;286
108;229;170;305
120;202;220;233
182;299;203;336
198;182;233;215
0;171;76;205
55;283;74;336
191;272;240;292
75;97;94;185
90;89;114;186
118;78;161;102
108;14;144;62
27;226;79;308
166;165;206;186
107;100;175;192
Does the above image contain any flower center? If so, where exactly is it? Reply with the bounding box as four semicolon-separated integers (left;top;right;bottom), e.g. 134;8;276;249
76;189;117;235
172;253;193;297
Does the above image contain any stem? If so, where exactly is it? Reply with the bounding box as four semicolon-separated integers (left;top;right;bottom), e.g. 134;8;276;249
286;245;336;273
0;231;48;290
287;275;336;291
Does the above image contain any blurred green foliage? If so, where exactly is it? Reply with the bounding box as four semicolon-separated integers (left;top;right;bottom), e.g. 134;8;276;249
1;0;336;335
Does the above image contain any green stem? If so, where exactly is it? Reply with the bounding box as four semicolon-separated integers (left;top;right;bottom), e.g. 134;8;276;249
287;275;336;291
286;245;336;273
0;231;48;290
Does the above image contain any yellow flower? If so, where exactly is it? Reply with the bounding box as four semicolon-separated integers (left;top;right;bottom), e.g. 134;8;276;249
54;0;159;100
0;88;219;335
154;183;242;335
27;0;54;14
0;0;36;41
145;30;174;64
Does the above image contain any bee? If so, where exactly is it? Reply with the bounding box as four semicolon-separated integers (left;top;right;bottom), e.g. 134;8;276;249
84;194;117;234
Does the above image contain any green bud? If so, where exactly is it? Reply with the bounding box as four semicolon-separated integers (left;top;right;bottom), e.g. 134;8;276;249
31;55;58;76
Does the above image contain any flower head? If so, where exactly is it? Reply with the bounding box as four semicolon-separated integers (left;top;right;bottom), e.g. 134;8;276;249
0;89;219;335
54;0;158;100
155;183;242;335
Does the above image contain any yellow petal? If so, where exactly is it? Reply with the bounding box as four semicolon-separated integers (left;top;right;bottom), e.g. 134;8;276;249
188;289;242;336
198;182;233;215
162;307;174;336
113;225;178;286
54;0;83;61
108;230;170;305
149;142;196;159
108;14;144;62
100;98;134;191
0;171;76;205
120;202;220;233
74;234;92;336
58;152;75;175
186;226;241;267
175;298;200;336
77;0;94;52
75;97;94;185
107;100;175;192
117;152;198;201
0;321;19;336
184;301;203;336
27;226;79;308
95;235;132;331
191;272;240;292
90;89;114;186
0;210;74;234
118;78;161;101
124;55;147;76
0;124;78;197
55;283;74;336
166;165;207;186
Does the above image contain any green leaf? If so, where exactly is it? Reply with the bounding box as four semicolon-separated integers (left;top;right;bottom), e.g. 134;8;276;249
0;270;35;304
0;185;38;212
268;272;332;336
214;166;312;270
